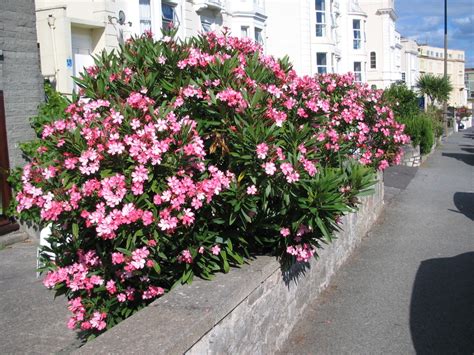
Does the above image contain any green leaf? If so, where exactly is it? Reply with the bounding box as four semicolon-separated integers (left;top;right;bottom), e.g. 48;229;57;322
221;251;230;273
72;223;79;238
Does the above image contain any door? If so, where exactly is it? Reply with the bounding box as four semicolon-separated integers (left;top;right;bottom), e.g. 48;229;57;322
0;90;19;235
71;27;95;90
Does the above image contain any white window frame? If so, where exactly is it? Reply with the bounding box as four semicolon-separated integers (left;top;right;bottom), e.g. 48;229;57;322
315;0;326;37
254;27;263;45
162;2;177;30
201;17;212;33
370;51;376;69
353;19;361;49
354;61;362;82
139;0;152;34
316;52;327;74
241;26;249;38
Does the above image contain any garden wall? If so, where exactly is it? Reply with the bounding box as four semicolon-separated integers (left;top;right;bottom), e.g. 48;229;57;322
74;173;384;354
401;144;421;167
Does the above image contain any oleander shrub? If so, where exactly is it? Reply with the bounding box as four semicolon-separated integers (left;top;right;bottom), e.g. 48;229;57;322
9;29;408;337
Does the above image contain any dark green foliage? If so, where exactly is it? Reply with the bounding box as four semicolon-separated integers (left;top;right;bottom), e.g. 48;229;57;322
383;83;420;120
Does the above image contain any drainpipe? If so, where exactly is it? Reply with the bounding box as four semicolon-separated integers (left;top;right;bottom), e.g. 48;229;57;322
47;14;59;86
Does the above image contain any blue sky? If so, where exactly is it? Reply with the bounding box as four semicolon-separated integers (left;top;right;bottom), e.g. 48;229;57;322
396;0;474;67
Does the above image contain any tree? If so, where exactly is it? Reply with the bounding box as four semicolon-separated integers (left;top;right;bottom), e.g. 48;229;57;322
416;73;453;106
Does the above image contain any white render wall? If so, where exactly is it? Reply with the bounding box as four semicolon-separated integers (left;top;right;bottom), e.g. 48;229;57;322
265;0;370;79
35;0;155;95
359;0;400;89
400;37;419;90
35;0;408;94
265;0;312;75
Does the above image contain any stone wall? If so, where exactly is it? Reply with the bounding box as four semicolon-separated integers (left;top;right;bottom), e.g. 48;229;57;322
401;144;421;167
75;174;384;355
0;0;43;169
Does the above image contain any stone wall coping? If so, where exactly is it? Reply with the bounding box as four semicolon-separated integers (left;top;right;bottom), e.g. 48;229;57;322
75;254;281;354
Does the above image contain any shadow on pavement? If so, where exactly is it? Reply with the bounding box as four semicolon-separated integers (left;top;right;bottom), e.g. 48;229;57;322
451;192;474;221
410;252;474;354
441;152;474;166
460;147;474;154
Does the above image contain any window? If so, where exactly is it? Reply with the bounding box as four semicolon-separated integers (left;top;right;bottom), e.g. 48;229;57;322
201;18;211;32
255;28;263;45
316;52;327;74
353;19;361;49
370;51;376;69
401;72;406;82
315;0;326;37
139;0;152;34
354;62;362;82
241;26;248;38
162;3;175;30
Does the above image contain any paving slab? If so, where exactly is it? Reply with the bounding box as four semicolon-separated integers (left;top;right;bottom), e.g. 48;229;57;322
0;241;81;354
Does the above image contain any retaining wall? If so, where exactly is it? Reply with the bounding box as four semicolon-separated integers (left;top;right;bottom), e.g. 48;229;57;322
75;173;384;354
401;144;421;167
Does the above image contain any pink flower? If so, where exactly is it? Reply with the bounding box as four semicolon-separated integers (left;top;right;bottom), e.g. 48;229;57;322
106;280;117;294
280;228;290;237
111;252;125;265
178;249;193;264
256;143;269;159
211;245;221;255
246;185;257;195
117;293;127;302
262;162;277;175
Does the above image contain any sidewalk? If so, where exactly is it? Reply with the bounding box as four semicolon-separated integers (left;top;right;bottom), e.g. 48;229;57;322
279;129;474;354
0;241;81;354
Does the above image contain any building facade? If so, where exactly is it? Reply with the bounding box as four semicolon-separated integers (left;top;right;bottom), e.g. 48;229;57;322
400;37;419;90
359;0;401;89
464;68;474;104
418;44;467;107
35;0;268;95
265;0;369;81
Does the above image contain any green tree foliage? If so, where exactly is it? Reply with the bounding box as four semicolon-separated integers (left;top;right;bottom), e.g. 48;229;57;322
416;73;453;106
383;83;420;119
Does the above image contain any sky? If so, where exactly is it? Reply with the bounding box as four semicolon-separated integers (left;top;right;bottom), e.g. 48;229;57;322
396;0;474;67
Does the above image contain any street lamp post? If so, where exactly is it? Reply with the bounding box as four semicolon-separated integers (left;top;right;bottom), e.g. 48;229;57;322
443;0;448;137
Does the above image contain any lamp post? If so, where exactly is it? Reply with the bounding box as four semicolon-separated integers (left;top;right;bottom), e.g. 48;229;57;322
443;0;448;137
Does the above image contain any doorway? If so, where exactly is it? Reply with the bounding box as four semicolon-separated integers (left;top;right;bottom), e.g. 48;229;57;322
0;90;19;235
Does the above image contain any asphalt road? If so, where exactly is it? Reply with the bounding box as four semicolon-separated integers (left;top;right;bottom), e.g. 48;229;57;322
279;129;474;354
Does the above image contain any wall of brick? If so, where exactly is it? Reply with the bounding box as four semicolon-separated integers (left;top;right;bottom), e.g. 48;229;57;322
0;0;44;169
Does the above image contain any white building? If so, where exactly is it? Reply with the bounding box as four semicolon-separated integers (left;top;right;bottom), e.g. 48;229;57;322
35;0;267;95
400;37;419;90
359;0;401;89
418;44;467;107
265;0;369;82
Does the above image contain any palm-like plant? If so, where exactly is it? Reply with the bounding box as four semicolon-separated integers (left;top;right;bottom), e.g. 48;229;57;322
416;73;453;106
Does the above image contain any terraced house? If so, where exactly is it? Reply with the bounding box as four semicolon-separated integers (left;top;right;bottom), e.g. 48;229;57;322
34;0;267;96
